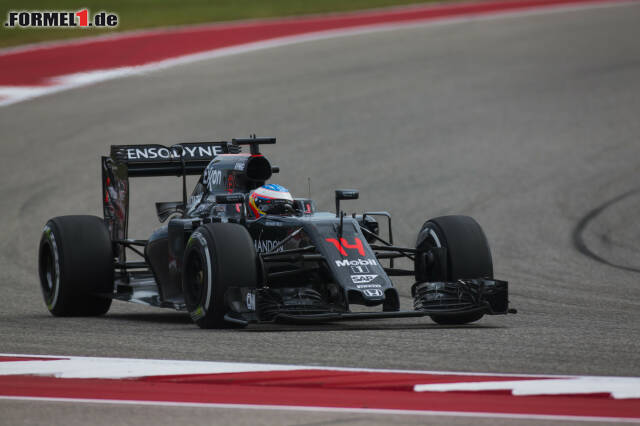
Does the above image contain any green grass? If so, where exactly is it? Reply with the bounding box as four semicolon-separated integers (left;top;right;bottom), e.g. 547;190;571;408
0;0;437;48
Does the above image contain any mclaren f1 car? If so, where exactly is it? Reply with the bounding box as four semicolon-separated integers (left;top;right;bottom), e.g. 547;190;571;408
38;137;514;328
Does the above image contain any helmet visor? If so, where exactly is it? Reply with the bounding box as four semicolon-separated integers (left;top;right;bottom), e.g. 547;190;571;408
258;198;294;215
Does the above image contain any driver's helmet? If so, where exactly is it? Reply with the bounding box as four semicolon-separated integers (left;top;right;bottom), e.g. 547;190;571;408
248;184;294;217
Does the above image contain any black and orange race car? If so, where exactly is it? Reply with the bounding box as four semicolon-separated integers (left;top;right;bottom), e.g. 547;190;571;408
38;137;514;328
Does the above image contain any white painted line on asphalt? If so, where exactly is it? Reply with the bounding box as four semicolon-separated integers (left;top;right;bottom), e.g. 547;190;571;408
0;355;300;378
0;353;567;378
414;377;640;399
5;354;640;399
1;395;639;423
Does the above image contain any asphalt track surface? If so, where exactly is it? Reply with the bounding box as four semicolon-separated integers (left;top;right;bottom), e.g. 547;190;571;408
1;3;640;424
0;400;597;426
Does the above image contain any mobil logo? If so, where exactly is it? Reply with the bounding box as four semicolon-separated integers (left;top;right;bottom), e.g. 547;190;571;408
335;258;377;267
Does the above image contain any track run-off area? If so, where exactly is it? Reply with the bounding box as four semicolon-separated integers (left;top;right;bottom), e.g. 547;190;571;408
1;0;639;424
1;354;639;423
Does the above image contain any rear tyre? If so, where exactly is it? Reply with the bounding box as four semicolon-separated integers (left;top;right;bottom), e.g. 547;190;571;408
38;216;113;316
415;215;493;325
182;223;258;329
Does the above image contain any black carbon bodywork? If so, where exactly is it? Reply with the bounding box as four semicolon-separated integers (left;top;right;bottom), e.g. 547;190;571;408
97;138;514;325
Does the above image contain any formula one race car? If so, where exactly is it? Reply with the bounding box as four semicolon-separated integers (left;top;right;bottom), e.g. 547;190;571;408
38;137;514;328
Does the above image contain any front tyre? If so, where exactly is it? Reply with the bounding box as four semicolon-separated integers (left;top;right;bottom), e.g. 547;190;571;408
38;216;113;316
182;223;258;329
415;215;493;325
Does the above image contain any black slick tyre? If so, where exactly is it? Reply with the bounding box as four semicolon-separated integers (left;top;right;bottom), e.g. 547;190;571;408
38;215;113;316
182;223;258;329
415;215;493;325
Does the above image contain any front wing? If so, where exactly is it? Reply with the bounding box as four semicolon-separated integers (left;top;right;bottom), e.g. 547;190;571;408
225;278;513;325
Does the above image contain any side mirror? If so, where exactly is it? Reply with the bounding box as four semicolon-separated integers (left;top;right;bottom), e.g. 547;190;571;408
215;193;245;204
215;193;246;223
336;189;359;200
335;189;359;217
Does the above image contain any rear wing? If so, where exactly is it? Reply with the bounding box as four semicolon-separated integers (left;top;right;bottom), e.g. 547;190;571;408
102;138;277;263
102;142;237;261
109;142;238;177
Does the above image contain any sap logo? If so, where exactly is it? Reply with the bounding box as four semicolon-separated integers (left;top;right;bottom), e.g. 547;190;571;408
351;274;378;284
363;289;383;297
234;162;245;171
335;258;377;267
254;240;284;253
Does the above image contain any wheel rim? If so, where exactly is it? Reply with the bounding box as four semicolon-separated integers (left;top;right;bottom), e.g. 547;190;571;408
424;225;442;249
184;250;205;307
39;243;56;298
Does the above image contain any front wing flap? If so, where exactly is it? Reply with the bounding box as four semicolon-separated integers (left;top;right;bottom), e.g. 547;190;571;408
272;307;491;325
412;279;510;315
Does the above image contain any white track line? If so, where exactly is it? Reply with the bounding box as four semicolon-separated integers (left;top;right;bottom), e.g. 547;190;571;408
1;396;639;423
0;0;637;107
414;377;640;399
0;358;298;379
0;353;568;378
2;354;639;422
2;354;640;399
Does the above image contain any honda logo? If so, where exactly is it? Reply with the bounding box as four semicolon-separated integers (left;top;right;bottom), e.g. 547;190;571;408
363;289;383;297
